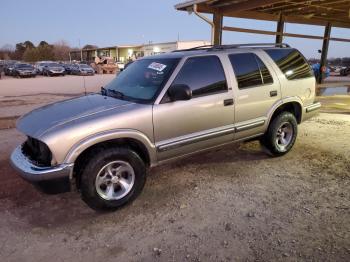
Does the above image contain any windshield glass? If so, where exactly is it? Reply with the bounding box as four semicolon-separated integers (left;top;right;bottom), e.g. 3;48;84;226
105;58;179;103
17;64;33;69
79;64;90;68
48;63;61;67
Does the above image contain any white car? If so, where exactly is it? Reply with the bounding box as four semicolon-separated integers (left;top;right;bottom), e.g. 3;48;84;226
116;62;125;70
35;61;53;75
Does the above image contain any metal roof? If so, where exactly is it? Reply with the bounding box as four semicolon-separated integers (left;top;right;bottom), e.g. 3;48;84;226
175;0;350;28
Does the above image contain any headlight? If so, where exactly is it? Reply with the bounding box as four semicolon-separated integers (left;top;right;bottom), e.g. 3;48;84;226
22;137;52;166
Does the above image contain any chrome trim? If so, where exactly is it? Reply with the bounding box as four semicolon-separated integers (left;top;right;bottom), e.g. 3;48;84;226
10;146;73;182
235;120;265;132
305;102;321;113
157;118;267;152
155;132;265;167
157;126;235;152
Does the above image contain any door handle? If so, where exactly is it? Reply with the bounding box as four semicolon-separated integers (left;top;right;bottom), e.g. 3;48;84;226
223;99;234;106
270;90;278;97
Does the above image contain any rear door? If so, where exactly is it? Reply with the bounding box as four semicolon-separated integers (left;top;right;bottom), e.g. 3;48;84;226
228;52;282;140
153;55;235;161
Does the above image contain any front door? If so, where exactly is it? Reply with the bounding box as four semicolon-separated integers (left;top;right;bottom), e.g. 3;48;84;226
153;55;235;161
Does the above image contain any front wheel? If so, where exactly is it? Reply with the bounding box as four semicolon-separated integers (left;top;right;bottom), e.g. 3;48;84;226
80;147;147;211
260;112;298;157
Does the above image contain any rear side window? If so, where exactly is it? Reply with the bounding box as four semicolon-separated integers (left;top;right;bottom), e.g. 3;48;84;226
264;48;313;80
229;53;273;89
172;56;227;97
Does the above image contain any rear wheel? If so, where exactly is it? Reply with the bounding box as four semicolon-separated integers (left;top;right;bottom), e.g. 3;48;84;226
260;112;298;156
80;147;147;211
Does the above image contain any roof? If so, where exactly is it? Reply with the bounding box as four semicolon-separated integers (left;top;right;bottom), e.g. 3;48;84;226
141;43;293;59
175;0;350;29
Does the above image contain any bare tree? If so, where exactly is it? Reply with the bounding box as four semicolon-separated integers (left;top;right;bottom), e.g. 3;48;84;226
53;40;71;61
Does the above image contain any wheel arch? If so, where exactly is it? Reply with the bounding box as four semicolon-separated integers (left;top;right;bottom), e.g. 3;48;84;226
64;129;156;166
268;99;303;126
71;133;154;188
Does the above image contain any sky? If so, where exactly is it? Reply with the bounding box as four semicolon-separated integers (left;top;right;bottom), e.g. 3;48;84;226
1;0;350;58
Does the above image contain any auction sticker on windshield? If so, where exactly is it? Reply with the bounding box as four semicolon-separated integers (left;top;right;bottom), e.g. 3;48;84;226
148;62;167;72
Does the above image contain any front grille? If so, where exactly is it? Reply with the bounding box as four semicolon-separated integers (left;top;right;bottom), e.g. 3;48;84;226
22;137;52;167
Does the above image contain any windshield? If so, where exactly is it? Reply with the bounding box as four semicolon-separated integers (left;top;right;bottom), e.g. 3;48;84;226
48;63;61;67
17;64;33;69
79;64;90;68
105;58;179;103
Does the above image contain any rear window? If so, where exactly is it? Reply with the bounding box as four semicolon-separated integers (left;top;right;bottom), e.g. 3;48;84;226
229;53;273;89
264;48;313;80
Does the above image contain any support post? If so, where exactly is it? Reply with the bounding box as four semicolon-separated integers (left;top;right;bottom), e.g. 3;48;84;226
275;14;284;44
213;12;223;45
318;22;332;84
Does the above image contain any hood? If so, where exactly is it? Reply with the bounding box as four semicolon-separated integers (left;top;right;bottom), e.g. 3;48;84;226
17;94;134;138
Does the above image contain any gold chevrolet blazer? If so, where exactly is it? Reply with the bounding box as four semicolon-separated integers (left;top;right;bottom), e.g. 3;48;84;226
11;43;320;210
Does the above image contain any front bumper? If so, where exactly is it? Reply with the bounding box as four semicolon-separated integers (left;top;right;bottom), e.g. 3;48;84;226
303;102;321;121
80;71;94;75
10;146;73;182
49;71;65;75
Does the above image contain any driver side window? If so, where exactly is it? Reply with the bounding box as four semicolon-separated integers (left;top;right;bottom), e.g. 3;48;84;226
171;55;228;98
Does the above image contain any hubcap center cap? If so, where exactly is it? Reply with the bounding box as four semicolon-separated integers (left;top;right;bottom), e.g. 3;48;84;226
111;176;119;183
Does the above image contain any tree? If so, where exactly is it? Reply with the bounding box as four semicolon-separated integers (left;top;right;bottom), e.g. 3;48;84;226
83;44;98;50
23;48;39;62
38;41;50;47
12;41;35;60
53;40;71;61
0;44;14;60
37;45;55;61
23;41;35;49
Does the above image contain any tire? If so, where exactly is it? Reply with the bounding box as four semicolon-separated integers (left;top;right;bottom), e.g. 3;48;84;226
80;147;147;211
260;112;298;157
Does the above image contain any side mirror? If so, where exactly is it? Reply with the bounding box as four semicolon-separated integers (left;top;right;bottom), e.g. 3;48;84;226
168;84;192;101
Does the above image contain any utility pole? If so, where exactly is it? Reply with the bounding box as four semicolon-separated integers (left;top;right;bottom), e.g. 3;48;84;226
78;39;82;61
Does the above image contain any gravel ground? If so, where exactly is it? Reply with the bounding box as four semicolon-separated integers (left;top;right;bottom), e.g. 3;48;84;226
0;113;349;262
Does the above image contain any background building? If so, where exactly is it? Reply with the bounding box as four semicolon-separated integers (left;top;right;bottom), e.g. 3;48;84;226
69;40;209;63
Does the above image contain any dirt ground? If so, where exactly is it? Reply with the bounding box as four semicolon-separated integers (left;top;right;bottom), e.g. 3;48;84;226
0;109;349;261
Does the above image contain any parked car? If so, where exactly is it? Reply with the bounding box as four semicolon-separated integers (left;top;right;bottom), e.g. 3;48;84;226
62;63;74;75
4;61;18;76
71;64;95;75
116;62;125;71
12;63;37;78
340;67;350;76
42;63;65;76
35;61;53;75
10;43;320;211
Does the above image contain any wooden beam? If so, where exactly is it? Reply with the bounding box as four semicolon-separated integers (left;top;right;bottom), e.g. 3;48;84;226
213;12;223;45
217;0;282;14
222;10;350;28
318;23;332;84
275;14;284;44
222;25;350;42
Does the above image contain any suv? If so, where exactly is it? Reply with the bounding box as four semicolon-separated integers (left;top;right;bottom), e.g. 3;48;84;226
11;43;320;211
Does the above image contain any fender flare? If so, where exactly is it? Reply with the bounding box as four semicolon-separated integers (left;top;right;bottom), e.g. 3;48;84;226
63;129;156;165
265;97;303;128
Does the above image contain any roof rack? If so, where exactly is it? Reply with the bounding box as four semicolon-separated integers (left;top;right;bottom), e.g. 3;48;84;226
173;43;290;52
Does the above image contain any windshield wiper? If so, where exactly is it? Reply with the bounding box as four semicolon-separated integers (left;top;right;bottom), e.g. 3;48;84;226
108;89;125;100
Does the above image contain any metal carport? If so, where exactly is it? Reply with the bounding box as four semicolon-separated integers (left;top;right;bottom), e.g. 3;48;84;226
175;0;350;84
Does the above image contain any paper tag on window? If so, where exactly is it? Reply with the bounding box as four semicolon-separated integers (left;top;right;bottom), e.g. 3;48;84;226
148;62;167;72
